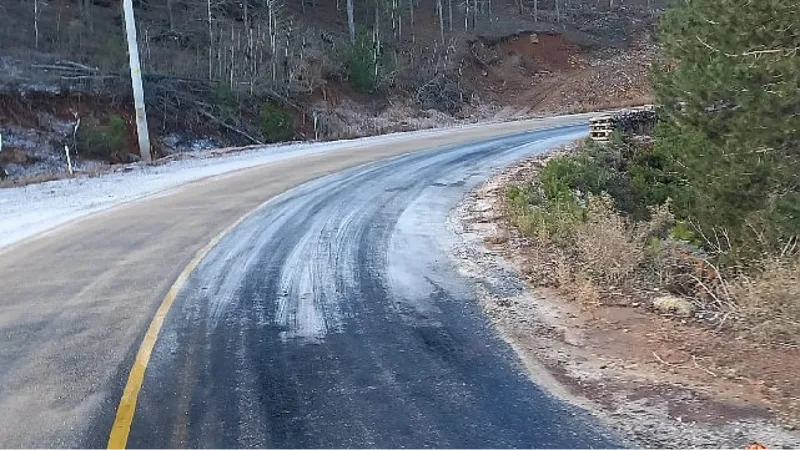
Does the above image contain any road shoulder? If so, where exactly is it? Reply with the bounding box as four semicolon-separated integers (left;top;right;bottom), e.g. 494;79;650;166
448;153;800;449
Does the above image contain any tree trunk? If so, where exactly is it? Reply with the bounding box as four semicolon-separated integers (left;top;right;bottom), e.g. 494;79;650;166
534;0;538;22
397;0;402;39
347;0;355;43
409;0;415;42
269;0;277;82
447;0;452;32
555;0;560;23
81;0;93;32
34;0;39;49
166;0;175;32
207;0;212;80
436;0;444;43
373;1;380;80
472;0;477;29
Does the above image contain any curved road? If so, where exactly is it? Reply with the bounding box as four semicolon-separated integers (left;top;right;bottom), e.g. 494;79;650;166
0;117;616;448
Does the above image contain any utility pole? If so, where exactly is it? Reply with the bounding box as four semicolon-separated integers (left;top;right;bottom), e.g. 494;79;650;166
123;0;152;163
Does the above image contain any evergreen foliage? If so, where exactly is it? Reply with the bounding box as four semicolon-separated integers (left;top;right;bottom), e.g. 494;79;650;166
649;0;800;257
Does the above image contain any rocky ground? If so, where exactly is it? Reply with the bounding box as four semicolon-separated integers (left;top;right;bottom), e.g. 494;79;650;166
449;151;800;449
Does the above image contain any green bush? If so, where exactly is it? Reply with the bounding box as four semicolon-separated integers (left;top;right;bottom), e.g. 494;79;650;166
651;0;800;259
506;182;584;242
76;115;128;160
258;102;293;143
535;141;658;221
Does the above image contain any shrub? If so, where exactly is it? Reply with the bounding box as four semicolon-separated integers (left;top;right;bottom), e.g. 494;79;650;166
344;34;378;93
417;75;469;114
97;35;127;73
506;182;584;242
537;140;658;221
76;115;128;160
574;194;644;284
573;194;672;286
258;102;293;143
733;261;800;346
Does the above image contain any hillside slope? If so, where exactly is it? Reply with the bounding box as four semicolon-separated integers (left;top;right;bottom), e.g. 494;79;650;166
1;0;661;181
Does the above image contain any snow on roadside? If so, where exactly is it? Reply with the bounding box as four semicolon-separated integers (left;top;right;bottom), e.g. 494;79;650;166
0;134;393;250
0;117;589;251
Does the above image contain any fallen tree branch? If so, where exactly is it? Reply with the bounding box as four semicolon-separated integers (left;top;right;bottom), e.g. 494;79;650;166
652;351;675;367
731;46;800;57
60;75;121;80
55;60;99;72
32;64;96;72
692;355;718;377
198;110;264;145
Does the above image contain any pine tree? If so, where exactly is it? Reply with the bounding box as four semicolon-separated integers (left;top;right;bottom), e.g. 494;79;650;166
651;0;800;256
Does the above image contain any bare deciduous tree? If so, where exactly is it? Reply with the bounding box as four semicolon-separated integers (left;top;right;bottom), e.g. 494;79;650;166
346;0;355;43
555;0;560;22
166;0;175;32
447;0;452;31
207;0;213;79
373;0;380;79
409;0;415;43
436;0;444;43
33;0;40;49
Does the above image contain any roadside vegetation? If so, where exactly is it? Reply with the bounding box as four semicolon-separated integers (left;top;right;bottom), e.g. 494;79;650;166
506;0;799;347
76;115;131;162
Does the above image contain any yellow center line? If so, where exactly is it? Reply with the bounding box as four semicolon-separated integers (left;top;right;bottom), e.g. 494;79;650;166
105;119;589;449
107;206;264;449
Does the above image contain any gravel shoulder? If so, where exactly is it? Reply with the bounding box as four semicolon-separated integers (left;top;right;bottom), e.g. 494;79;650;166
449;153;800;449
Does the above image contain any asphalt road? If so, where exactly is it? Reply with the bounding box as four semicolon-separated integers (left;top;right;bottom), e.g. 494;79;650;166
0;116;616;448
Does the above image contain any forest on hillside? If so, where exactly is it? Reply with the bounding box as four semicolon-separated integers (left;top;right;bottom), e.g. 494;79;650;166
0;0;662;160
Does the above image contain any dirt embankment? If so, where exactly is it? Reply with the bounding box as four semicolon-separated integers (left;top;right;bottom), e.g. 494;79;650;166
450;152;800;449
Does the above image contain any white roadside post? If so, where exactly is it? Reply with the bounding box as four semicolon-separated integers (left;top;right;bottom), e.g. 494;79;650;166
64;145;74;175
123;0;152;163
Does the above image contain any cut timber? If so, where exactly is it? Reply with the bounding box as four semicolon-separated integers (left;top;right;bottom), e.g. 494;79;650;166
589;115;613;141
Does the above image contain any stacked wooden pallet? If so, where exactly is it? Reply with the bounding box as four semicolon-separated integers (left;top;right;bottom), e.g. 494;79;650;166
589;115;614;141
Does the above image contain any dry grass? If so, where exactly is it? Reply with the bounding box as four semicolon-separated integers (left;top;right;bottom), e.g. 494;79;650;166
574;194;674;287
503;151;800;349
575;194;645;285
733;261;800;347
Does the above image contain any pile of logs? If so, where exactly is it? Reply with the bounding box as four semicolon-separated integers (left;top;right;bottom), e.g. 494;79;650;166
613;108;658;135
590;107;657;141
31;60;104;80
